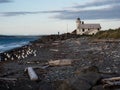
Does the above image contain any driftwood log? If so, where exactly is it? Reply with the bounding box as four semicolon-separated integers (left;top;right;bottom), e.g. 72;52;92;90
48;59;72;66
102;77;120;87
0;77;17;81
102;77;120;82
27;67;38;81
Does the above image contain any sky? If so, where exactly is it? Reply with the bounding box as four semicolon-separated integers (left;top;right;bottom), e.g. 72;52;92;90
0;0;120;35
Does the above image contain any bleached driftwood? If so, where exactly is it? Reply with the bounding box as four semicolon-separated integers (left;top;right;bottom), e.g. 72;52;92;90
52;42;59;45
27;67;38;81
102;77;120;82
48;59;72;66
102;77;120;87
0;77;17;81
103;81;120;87
49;49;59;52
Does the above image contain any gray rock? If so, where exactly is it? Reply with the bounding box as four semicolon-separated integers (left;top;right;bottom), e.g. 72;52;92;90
92;85;106;90
53;80;72;90
78;66;101;85
68;66;101;90
13;84;33;90
56;81;72;90
69;72;101;90
39;82;54;90
79;72;101;85
81;66;99;73
70;78;91;90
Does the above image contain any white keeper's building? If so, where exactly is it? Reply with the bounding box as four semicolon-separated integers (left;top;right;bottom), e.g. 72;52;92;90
72;18;101;35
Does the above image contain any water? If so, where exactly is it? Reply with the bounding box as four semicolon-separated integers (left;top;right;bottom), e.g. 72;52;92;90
0;36;39;53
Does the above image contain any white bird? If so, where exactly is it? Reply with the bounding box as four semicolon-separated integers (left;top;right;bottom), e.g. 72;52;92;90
22;55;25;59
5;58;7;61
11;57;14;60
17;55;19;58
33;50;37;56
6;53;10;58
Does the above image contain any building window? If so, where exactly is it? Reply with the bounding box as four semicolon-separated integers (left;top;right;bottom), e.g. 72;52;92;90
88;29;90;30
82;29;85;32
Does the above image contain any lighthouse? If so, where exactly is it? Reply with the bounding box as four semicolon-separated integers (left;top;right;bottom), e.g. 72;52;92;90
73;18;101;35
76;18;81;34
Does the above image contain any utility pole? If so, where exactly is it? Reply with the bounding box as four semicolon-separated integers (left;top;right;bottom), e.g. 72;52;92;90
66;24;68;38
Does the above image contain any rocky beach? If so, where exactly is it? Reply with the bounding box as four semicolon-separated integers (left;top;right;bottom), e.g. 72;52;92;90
0;34;120;90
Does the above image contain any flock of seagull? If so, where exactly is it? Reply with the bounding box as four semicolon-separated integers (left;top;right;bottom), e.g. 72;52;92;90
0;46;37;62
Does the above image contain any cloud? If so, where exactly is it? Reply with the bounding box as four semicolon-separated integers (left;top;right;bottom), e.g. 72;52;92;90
74;0;120;8
52;0;120;20
0;0;120;20
0;0;11;3
0;10;67;17
53;4;120;20
1;11;51;17
1;11;40;16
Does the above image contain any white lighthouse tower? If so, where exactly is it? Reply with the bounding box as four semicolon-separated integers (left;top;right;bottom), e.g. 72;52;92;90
76;18;81;34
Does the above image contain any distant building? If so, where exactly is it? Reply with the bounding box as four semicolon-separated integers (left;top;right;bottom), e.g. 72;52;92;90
72;18;101;35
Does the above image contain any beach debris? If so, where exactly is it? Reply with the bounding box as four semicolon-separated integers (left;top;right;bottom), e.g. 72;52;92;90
0;77;17;81
31;65;50;70
26;67;38;81
48;59;72;66
102;77;120;87
49;49;59;52
102;77;120;82
52;42;59;46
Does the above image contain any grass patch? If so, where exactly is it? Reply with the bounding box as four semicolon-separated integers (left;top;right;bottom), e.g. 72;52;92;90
93;28;120;39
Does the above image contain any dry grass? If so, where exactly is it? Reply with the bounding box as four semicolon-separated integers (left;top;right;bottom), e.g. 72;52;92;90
93;28;120;39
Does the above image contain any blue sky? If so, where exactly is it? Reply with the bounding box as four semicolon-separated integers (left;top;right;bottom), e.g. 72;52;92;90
0;0;120;35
